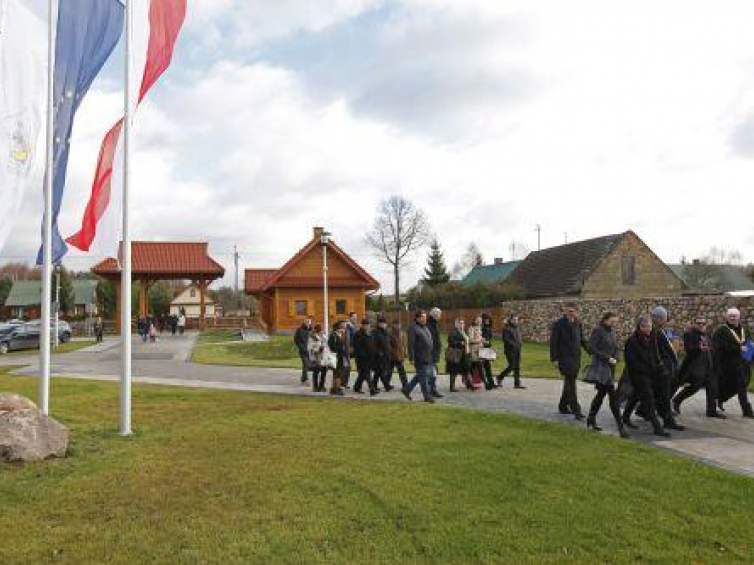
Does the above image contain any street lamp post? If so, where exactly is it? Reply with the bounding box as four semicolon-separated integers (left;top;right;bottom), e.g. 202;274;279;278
320;230;332;334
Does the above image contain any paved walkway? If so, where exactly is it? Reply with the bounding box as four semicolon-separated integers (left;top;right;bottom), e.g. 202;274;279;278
2;333;754;478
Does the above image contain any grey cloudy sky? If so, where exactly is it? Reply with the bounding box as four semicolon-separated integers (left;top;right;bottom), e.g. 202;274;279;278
4;0;754;292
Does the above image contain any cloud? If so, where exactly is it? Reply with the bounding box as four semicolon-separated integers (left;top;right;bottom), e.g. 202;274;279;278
7;0;754;295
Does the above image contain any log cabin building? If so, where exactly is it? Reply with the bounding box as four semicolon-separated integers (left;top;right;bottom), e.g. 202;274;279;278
245;227;380;333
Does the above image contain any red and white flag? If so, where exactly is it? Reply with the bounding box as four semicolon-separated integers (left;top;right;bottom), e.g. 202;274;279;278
66;0;186;256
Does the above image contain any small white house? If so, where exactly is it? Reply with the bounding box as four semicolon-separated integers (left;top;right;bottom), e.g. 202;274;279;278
170;285;216;319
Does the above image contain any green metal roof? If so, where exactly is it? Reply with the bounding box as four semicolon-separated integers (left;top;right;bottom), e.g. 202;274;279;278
4;279;97;307
462;261;522;285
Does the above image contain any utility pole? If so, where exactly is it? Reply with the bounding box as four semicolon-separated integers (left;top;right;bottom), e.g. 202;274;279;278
564;232;568;244
233;245;240;293
535;224;542;251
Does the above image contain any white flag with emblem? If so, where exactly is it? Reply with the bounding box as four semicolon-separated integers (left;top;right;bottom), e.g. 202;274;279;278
0;0;46;256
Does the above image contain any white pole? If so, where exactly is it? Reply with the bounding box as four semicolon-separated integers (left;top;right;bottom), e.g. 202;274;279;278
54;266;60;348
322;235;329;335
120;0;133;436
39;0;55;415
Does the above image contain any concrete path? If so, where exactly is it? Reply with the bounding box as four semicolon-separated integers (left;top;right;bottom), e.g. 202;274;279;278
2;332;754;478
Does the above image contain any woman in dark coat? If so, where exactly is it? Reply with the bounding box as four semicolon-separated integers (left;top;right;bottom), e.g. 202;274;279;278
499;315;525;389
622;316;670;437
480;314;497;388
672;318;723;418
446;319;471;392
713;308;753;418
584;312;628;438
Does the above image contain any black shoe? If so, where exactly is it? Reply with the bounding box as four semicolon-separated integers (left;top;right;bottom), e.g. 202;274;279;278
514;384;526;390
622;417;639;429
653;428;671;438
385;385;395;392
574;413;585;421
354;389;364;394
558;407;572;415
432;392;444;399
665;421;685;431
424;396;435;404
370;390;380;397
401;388;412;401
617;425;630;439
449;386;457;393
718;401;726;412
586;416;602;432
706;411;727;419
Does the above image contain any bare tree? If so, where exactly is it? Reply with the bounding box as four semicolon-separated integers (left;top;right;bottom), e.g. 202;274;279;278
451;242;485;279
366;195;431;303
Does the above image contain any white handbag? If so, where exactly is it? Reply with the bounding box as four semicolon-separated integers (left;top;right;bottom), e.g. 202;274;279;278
478;347;497;361
324;350;338;369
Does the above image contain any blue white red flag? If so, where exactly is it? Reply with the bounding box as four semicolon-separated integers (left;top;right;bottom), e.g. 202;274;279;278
36;0;124;265
66;0;187;257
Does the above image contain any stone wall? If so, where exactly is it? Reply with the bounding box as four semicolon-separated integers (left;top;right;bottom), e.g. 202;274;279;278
437;295;754;344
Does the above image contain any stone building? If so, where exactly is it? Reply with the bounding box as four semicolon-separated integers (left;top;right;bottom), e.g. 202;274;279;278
508;231;685;300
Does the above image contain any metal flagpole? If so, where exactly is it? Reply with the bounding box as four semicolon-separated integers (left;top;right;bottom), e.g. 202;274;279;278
39;0;56;415
120;0;133;436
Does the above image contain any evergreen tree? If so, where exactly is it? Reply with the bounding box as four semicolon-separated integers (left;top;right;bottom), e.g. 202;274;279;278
55;266;75;315
0;277;12;308
423;239;450;286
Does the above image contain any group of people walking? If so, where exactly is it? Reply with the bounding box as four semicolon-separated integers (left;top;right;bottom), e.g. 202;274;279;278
136;312;186;343
551;302;753;440
293;308;528;402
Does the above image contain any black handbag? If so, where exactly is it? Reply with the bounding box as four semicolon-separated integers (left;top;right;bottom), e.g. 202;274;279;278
445;347;462;364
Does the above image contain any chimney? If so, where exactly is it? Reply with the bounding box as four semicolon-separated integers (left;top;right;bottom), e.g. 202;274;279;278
692;259;700;266
313;227;324;240
494;258;504;265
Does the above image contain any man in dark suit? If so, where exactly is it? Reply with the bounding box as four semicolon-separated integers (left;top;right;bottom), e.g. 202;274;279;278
550;302;591;420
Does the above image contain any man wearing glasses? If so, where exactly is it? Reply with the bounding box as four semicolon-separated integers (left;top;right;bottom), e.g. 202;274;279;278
672;317;725;419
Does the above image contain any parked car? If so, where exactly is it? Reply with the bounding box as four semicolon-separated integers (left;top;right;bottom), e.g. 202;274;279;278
0;322;72;355
26;320;72;343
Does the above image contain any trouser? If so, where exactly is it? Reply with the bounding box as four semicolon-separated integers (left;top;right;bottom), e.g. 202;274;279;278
373;359;392;389
558;370;582;415
501;349;522;385
331;365;344;393
589;383;622;426
312;367;327;390
342;360;351;387
449;371;472;390
429;364;439;394
650;375;674;422
299;354;309;383
354;364;376;393
623;373;664;431
405;364;432;399
673;378;717;414
389;360;408;387
482;360;494;386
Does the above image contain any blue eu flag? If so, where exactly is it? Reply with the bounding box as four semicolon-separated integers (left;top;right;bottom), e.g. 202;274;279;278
37;0;124;265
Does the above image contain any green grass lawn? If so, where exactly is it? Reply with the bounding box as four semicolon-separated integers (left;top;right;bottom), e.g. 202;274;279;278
0;370;753;564
195;328;243;345
193;335;571;377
